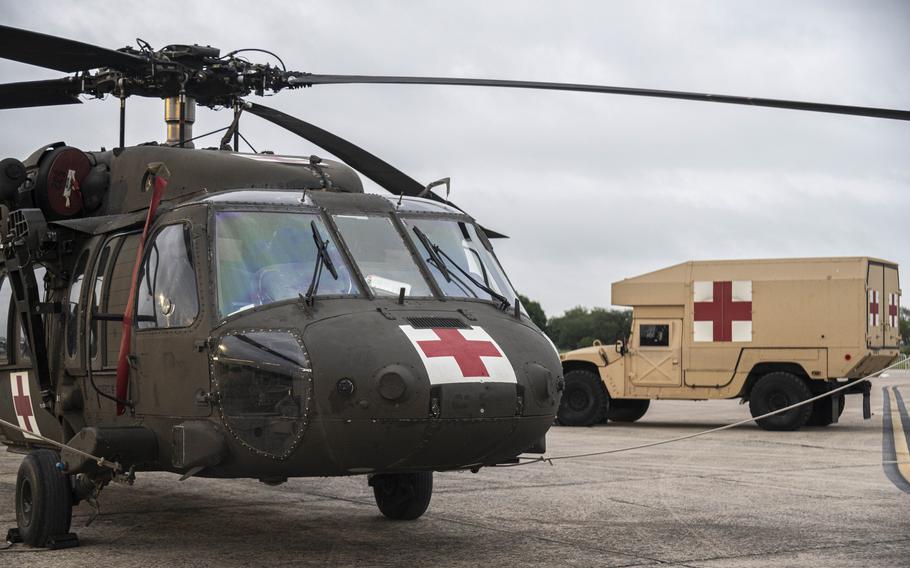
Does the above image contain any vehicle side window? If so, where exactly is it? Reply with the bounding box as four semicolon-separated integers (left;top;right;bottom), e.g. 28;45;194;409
104;234;140;368
639;324;670;347
0;276;9;365
137;224;199;329
67;252;89;358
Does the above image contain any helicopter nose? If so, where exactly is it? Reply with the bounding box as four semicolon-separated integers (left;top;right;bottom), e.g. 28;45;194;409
299;308;560;470
304;310;561;422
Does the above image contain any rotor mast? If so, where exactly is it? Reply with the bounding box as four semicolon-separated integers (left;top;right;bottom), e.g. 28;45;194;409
164;95;196;148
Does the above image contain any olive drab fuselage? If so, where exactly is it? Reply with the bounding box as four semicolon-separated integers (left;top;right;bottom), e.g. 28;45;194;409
0;144;562;479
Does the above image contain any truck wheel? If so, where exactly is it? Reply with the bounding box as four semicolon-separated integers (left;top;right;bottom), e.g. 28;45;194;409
15;449;73;547
557;369;609;426
808;393;846;427
371;472;432;520
749;372;813;431
608;399;650;423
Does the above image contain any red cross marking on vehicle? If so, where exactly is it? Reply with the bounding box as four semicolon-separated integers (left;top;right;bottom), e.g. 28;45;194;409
416;328;502;377
869;290;880;326
694;281;752;342
12;375;35;434
889;293;899;327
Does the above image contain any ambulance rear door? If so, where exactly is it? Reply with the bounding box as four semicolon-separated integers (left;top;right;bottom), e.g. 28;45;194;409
866;262;886;349
883;263;901;348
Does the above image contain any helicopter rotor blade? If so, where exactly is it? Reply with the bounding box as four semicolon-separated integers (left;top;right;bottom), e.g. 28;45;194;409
0;24;146;72
245;102;507;238
290;74;910;122
245;102;426;197
0;78;83;109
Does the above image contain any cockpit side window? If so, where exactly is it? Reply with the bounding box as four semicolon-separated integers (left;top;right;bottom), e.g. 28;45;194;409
214;211;356;318
137;224;200;329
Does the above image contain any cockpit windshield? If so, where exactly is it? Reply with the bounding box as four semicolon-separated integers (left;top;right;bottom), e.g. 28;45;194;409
401;217;517;307
332;215;432;297
214;211;356;317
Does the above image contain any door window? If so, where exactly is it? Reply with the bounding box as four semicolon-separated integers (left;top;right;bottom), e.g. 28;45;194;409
90;243;112;360
137;224;200;329
67;252;89;358
639;324;670;347
103;234;140;368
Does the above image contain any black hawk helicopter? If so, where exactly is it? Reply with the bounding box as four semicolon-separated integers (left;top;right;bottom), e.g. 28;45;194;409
0;24;907;549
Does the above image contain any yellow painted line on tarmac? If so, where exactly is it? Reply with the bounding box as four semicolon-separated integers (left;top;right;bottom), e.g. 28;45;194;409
888;387;910;484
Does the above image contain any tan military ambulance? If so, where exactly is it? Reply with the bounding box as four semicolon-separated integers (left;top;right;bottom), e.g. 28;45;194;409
558;257;901;430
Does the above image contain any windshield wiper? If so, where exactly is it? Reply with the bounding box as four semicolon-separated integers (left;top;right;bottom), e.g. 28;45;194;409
412;226;451;283
304;221;338;305
412;226;510;310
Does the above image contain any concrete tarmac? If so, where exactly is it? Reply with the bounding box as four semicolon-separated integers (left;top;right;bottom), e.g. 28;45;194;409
2;372;908;567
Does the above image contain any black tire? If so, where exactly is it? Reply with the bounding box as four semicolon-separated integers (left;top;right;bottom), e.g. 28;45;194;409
608;399;650;423
557;369;609;426
371;472;432;520
749;372;813;431
16;449;73;547
807;393;846;427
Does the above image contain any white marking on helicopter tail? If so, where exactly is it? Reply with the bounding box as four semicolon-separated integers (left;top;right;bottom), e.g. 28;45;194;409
400;325;517;385
10;372;41;440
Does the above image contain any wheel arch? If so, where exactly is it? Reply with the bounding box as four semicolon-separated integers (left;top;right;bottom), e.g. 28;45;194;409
740;362;811;399
561;359;602;377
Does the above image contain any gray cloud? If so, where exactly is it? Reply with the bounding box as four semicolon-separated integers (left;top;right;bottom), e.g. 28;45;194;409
1;0;907;315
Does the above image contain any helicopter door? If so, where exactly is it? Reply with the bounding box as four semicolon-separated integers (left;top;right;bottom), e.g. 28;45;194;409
88;233;139;416
132;223;209;417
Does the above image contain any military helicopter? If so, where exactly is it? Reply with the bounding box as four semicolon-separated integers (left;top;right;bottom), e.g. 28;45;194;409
0;25;908;550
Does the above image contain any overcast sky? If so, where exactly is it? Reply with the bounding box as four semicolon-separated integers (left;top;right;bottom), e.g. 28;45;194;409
1;1;908;317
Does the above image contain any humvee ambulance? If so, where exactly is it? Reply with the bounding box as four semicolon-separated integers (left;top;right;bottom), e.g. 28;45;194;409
558;257;901;431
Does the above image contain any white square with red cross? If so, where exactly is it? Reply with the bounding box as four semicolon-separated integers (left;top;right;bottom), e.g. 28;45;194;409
399;325;517;385
10;372;41;440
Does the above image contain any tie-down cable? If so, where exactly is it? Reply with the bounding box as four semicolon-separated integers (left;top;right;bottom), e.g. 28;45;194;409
495;355;910;468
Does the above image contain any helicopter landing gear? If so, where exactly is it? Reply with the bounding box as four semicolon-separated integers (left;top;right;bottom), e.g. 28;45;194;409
10;449;78;549
369;472;433;520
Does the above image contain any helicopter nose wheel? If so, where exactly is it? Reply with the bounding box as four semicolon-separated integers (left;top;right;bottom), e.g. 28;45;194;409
369;472;433;520
10;449;78;549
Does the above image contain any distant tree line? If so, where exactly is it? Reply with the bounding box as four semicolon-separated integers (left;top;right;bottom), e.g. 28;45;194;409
519;294;631;351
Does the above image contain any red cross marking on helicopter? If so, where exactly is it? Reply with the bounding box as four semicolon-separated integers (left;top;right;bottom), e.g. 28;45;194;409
694;281;752;342
417;328;502;377
12;374;35;434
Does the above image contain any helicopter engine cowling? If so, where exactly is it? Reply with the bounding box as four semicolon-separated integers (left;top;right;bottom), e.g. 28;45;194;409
30;145;109;220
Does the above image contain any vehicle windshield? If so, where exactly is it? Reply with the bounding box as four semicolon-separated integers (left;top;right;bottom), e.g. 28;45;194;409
401;217;517;307
332;215;432;297
214;211;356;317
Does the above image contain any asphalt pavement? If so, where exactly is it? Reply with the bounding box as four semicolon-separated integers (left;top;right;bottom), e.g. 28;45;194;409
2;371;908;567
